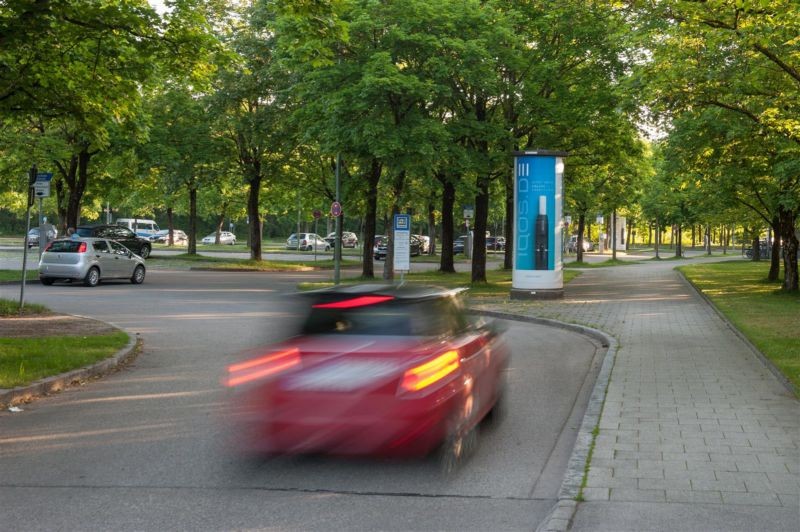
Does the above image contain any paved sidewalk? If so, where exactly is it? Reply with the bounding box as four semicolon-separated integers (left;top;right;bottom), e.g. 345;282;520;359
479;257;799;531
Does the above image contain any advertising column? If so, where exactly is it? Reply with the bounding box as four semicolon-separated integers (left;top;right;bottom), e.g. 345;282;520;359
511;150;567;299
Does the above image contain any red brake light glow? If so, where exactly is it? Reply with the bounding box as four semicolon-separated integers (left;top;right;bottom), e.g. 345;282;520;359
77;242;87;253
313;295;394;309
400;350;460;392
225;347;300;387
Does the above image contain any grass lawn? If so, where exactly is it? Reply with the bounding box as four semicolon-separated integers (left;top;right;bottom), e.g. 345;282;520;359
678;260;800;394
299;268;581;299
565;258;638;268
147;253;360;271
0;269;39;282
0;331;129;388
0;297;49;316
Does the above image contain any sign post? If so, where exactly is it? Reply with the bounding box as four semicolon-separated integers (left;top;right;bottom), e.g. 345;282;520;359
511;150;567;299
20;166;38;312
393;214;411;283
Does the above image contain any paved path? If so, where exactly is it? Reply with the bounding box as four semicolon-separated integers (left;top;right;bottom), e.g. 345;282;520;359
479;257;799;531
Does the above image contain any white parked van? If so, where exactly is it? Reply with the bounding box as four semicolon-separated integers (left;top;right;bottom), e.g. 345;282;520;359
116;218;160;239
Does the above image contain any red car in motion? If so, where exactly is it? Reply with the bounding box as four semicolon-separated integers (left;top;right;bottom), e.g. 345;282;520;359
225;284;510;471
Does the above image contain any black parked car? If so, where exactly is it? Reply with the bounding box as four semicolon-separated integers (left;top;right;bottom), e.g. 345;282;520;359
75;225;152;259
486;236;506;251
373;235;422;261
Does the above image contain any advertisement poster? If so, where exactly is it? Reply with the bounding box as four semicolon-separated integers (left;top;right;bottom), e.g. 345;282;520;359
512;151;565;298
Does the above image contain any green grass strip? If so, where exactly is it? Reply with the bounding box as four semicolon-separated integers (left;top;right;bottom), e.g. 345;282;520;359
0;297;49;316
565;258;638;268
299;268;580;298
678;260;800;393
0;270;39;283
0;331;129;388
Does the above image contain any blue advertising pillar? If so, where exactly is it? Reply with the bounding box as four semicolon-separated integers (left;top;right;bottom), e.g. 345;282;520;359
511;150;567;299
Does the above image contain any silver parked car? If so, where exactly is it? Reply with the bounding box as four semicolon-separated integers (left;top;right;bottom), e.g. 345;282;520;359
38;238;146;287
286;233;331;251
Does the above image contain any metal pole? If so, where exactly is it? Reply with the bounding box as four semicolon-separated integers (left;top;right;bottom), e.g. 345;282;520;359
20;165;36;312
37;196;43;259
334;153;341;285
314;217;318;262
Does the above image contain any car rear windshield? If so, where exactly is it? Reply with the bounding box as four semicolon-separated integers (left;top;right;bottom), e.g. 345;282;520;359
75;228;95;237
301;298;465;336
47;241;84;252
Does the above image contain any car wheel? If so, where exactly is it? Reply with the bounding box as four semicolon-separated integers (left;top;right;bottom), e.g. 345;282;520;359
438;423;478;475
40;278;55;286
130;265;145;285
139;245;151;259
230;240;236;245
306;245;313;251
325;245;331;252
83;267;100;287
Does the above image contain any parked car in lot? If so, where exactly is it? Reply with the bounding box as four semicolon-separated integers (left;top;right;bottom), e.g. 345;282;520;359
324;231;359;248
26;226;58;248
486;236;505;251
453;235;469;254
413;235;431;254
75;224;152;259
151;229;188;245
201;231;236;245
567;235;593;253
373;235;422;261
39;238;146;287
286;233;330;251
225;284;510;471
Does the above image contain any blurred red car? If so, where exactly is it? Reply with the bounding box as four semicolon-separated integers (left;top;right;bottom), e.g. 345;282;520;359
225;284;510;471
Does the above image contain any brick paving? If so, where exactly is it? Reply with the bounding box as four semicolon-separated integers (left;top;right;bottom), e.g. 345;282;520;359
478;258;800;515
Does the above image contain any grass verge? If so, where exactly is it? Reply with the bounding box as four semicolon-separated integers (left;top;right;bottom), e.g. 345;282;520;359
678;260;799;394
148;253;360;271
0;297;49;316
299;268;581;298
0;331;129;388
0;269;39;283
565;258;638;268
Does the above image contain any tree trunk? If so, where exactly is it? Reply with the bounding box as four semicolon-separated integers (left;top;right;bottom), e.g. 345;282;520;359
768;215;780;281
188;187;197;255
751;235;761;262
778;207;798;291
503;172;514;270
167;206;174;246
247;174;262;261
655;220;661;259
438;173;456;273
675;224;683;258
57;147;92;231
611;209;617;261
361;159;381;279
577;214;586;263
471;173;490;283
427;201;436;255
215;207;227;245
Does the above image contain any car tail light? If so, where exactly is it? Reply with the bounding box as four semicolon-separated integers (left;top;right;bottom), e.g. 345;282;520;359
301;239;307;246
44;242;54;252
313;295;394;309
77;242;87;253
224;347;300;387
399;350;460;393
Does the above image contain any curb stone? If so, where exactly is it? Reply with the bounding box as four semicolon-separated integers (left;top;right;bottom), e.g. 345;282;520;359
470;309;618;532
0;324;141;408
677;270;798;397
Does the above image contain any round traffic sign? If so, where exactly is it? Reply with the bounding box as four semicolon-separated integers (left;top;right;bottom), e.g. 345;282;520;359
330;201;342;217
313;209;322;219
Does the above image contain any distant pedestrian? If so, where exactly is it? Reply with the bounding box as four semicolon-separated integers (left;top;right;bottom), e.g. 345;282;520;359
68;227;79;240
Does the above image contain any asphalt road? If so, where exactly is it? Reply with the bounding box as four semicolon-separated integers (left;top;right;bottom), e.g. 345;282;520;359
0;270;603;531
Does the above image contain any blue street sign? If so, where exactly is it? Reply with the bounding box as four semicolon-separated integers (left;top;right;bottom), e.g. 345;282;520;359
394;214;410;231
36;172;53;182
